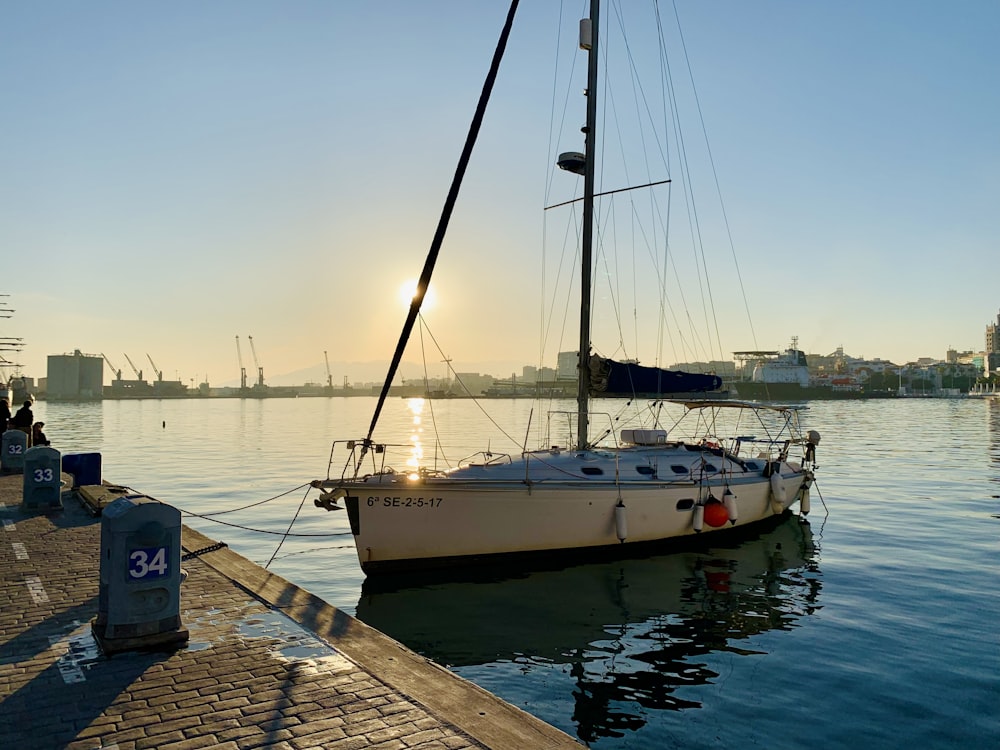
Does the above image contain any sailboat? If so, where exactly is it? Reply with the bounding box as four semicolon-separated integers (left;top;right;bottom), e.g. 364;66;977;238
313;1;822;575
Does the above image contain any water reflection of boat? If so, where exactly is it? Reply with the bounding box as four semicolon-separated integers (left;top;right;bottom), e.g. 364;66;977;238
356;513;821;744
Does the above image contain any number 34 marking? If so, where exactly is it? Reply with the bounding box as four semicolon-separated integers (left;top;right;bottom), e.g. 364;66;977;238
129;547;169;579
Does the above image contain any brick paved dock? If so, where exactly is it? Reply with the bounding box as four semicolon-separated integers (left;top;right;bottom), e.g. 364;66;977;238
0;473;582;749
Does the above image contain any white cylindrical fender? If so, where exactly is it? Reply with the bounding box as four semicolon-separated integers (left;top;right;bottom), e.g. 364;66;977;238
723;488;738;525
769;469;787;513
799;485;811;515
692;503;704;533
615;501;628;542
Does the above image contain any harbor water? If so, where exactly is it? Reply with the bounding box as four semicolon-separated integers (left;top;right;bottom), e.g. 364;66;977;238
31;396;1000;749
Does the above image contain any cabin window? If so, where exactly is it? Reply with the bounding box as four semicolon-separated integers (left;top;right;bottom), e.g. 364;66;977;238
744;461;760;471
703;463;718;473
581;466;604;476
670;465;688;474
635;465;655;476
676;498;694;511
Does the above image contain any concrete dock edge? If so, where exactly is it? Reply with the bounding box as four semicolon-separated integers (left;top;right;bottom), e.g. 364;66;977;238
0;473;582;749
181;525;582;750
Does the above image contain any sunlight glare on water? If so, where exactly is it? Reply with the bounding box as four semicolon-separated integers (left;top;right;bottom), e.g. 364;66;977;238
406;397;425;474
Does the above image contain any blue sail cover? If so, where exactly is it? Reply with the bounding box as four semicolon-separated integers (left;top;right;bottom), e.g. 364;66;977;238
589;355;723;397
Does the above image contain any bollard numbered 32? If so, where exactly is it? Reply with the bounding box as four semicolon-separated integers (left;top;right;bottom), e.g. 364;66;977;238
2;429;28;474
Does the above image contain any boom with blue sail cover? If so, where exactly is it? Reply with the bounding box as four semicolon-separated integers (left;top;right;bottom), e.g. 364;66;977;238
589;355;723;398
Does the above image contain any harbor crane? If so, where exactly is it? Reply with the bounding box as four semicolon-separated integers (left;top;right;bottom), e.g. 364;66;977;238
324;351;333;390
146;354;163;382
101;353;122;381
248;335;264;387
235;336;247;390
123;353;143;382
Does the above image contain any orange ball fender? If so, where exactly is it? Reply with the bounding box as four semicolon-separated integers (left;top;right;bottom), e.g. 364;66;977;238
703;499;729;528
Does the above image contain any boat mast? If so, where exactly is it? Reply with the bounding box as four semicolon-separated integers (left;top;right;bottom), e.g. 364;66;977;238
576;0;599;450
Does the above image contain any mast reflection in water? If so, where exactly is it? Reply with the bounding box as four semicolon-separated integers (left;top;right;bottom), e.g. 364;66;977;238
356;513;822;745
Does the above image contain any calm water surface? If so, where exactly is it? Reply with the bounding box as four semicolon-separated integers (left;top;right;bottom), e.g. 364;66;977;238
34;396;1000;748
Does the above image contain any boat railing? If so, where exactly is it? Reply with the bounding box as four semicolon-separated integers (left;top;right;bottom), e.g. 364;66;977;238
545;409;640;449
735;436;818;467
328;438;517;480
326;438;417;481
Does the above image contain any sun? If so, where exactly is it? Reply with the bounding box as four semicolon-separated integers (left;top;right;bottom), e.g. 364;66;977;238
398;278;436;310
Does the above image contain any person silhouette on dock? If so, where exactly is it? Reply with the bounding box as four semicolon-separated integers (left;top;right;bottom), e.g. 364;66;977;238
10;400;33;445
32;422;50;447
0;398;10;434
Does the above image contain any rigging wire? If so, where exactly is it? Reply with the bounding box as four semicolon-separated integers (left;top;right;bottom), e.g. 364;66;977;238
658;5;718;366
117;483;352;539
414;313;524;451
180;510;351;539
551;0;730;380
267;544;357;563
194;482;312;517
668;0;758;354
416;315;452;470
264;484;313;569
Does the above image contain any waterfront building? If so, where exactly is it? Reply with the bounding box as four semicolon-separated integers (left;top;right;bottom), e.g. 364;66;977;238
985;309;1000;377
556;351;577;381
47;350;103;401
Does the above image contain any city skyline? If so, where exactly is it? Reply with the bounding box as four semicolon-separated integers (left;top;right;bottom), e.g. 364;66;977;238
5;312;1000;390
19;333;993;392
3;2;998;386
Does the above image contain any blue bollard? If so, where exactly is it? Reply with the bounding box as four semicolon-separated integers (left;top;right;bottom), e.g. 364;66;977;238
63;452;102;487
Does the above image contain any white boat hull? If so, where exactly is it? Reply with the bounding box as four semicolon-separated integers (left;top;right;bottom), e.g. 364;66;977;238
329;450;808;573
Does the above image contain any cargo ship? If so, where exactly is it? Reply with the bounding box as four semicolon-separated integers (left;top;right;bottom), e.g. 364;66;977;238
730;338;893;401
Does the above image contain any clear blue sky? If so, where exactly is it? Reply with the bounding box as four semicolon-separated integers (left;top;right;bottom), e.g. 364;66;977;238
2;1;998;387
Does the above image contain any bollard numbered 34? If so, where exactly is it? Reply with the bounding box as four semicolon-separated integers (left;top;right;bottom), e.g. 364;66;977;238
92;495;188;653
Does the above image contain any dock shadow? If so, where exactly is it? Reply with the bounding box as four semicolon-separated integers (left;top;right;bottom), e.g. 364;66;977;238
0;599;166;748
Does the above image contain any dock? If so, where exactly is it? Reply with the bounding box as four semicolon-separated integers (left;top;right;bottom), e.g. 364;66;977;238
0;472;581;749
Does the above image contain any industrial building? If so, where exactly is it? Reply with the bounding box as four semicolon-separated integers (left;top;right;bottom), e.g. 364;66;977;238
46;350;103;401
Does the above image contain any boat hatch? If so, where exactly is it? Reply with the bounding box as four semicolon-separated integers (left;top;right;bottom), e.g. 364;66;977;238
621;429;668;445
